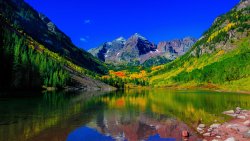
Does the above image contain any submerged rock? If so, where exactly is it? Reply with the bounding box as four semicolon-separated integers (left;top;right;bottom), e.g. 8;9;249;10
242;110;248;113
236;107;242;111
223;110;235;115
235;107;242;114
208;128;213;132
203;132;211;137
237;115;246;119
243;120;250;126
226;124;240;131
210;123;221;129
198;124;206;128
243;130;250;138
216;135;221;138
229;114;238;118
197;127;204;131
197;128;205;134
224;137;236;141
204;107;250;141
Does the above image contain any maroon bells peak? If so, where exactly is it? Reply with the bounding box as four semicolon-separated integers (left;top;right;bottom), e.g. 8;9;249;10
88;34;197;66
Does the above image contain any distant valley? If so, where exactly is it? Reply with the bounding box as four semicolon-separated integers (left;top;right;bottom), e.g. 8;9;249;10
1;0;250;141
0;0;249;93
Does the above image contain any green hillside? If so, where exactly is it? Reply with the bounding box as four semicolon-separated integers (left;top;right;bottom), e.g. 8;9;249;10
0;0;113;90
0;0;107;74
150;2;250;92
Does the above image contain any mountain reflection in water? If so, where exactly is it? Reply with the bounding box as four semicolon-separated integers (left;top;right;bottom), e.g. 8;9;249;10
1;89;250;141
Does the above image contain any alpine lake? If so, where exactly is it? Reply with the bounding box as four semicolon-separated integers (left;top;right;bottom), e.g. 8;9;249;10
1;89;250;141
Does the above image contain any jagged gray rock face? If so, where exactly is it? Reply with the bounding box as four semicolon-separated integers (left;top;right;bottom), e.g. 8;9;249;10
89;34;196;65
157;37;197;60
88;37;126;63
237;0;250;10
118;33;157;64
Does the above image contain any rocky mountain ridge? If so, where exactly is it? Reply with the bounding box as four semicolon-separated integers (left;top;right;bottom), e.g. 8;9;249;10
89;34;196;66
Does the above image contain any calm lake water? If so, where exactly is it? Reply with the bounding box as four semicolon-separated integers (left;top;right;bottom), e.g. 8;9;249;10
0;89;250;141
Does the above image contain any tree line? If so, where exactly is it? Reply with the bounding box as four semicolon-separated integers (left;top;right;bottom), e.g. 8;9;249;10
0;27;69;90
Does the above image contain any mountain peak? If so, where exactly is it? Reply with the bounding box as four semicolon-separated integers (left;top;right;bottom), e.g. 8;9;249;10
114;37;126;43
89;34;196;66
183;36;196;40
131;33;147;40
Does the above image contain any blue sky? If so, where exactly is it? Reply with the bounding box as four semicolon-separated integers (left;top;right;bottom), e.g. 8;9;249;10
25;0;240;50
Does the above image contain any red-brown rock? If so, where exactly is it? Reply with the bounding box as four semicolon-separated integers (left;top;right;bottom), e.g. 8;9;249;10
182;130;189;137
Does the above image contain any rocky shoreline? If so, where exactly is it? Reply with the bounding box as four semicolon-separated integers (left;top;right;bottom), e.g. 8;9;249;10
196;107;250;141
